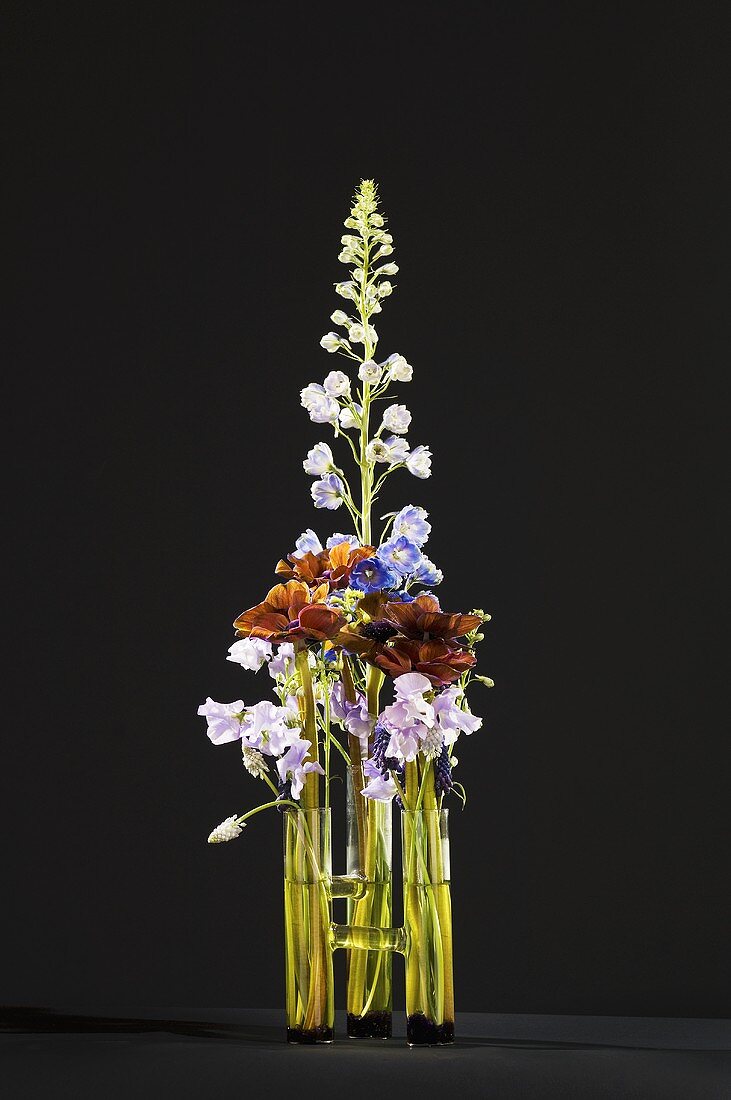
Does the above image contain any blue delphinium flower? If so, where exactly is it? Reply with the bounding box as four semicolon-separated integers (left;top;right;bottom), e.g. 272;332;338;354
410;554;443;586
388;590;415;603
378;535;423;577
349;555;398;593
326;532;360;550
391;505;431;546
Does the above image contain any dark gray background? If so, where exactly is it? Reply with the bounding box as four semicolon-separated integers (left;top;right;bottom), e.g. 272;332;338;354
4;2;729;1018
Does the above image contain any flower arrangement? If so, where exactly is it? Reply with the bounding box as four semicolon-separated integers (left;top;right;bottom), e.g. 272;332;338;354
199;180;493;1045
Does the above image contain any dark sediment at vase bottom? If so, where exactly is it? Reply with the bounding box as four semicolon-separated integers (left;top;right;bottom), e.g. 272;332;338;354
406;1013;455;1046
347;1010;392;1039
286;1025;334;1044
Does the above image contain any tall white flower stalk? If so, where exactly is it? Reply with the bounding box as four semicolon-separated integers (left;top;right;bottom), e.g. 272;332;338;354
312;180;422;548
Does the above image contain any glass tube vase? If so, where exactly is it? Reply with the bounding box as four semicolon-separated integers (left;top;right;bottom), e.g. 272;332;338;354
401;808;455;1045
345;764;393;1038
283;807;335;1043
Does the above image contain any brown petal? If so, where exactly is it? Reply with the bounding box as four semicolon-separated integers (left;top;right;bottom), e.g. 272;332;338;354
297;604;344;641
375;647;413;677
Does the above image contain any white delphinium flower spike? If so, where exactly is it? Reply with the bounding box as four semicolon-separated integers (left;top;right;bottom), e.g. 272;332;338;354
208;816;244;844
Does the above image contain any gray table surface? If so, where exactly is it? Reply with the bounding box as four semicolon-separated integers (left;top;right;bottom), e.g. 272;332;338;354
2;1007;730;1099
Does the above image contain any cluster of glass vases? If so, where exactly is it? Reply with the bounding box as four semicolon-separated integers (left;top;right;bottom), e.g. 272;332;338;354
282;777;454;1046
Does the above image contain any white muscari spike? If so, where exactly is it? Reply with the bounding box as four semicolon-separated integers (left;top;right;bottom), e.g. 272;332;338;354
421;725;444;760
242;746;269;780
208;816;244;844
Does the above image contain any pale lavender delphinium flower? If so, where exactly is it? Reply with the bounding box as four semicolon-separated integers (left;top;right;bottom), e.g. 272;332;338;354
391;505;431;546
311;473;345;510
293;529;324;557
405;445;432;479
303;443;334;477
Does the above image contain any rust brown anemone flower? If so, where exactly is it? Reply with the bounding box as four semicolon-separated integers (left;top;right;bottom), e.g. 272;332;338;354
375;638;476;686
233;580;340;645
331;590;397;659
381;594;482;643
326;542;375;588
275;550;330;585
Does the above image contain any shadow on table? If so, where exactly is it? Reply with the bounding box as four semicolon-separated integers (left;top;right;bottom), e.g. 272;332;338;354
4;1007;724;1055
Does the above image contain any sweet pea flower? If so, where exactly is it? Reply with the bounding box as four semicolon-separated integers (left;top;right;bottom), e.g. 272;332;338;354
300;383;339;424
392;504;431;546
277;738;325;800
329;681;352;723
382;404;411;435
311;472;346;510
385;353;412;381
330;684;373;736
384;720;423;763
433;686;483;746
268;642;295;679
405;445;432;478
393;672;436;726
243;701;300;757
303;442;334;476
226;638;273;671
323;370;350;396
343;698;376;750
358;360;383;385
349;555;398;594
379;535;423;577
361;758;398;802
198;698;246;745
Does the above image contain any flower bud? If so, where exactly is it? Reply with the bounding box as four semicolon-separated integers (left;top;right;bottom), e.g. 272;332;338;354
319;332;341;353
